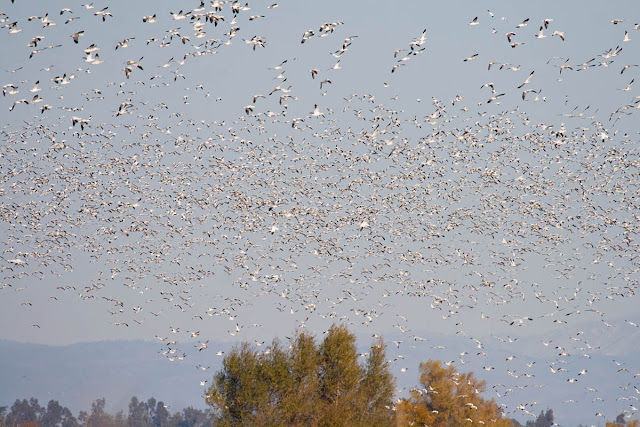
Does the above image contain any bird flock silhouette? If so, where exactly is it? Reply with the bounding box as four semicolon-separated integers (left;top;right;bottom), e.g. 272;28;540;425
1;1;640;424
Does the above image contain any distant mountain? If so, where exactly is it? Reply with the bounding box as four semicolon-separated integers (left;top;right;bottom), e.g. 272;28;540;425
2;323;639;426
0;340;226;416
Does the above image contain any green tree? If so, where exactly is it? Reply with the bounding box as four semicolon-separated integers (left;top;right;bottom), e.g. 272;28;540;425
208;341;270;425
282;331;321;425
166;412;184;427
4;398;78;427
61;407;80;427
128;396;151;427
206;324;395;427
357;337;396;426
78;410;88;426
525;409;553;427
396;360;512;427
180;407;210;427
318;324;362;425
87;398;116;427
40;400;79;427
6;398;44;426
40;400;63;427
150;400;170;427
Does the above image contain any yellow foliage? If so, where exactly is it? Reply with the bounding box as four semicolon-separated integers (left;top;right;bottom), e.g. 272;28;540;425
395;360;512;427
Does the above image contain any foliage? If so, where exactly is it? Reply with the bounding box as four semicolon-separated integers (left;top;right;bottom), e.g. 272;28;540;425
606;413;639;427
6;345;638;427
525;409;554;427
4;398;44;427
0;397;208;427
1;398;79;427
205;323;395;426
395;359;512;427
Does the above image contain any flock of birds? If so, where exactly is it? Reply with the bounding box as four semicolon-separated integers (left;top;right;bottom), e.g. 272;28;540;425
1;1;640;424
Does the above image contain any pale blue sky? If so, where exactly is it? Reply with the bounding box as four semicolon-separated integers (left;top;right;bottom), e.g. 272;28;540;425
1;0;640;424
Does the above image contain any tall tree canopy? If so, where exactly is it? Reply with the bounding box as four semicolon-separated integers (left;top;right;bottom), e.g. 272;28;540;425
205;324;395;427
2;398;78;427
396;359;513;427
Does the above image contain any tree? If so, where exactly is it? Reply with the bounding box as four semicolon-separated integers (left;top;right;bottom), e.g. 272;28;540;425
396;360;512;427
356;337;395;426
180;407;210;427
78;410;89;426
526;409;553;427
206;324;395;426
273;330;321;425
208;341;270;425
87;398;117;427
114;410;128;427
318;324;363;425
40;400;64;427
150;400;170;427
39;400;79;427
3;398;78;427
545;409;554;427
166;411;184;427
128;396;151;427
607;414;639;427
59;406;80;427
5;398;44;426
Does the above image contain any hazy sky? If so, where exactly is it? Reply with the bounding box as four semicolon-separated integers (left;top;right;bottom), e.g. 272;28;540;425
2;0;640;424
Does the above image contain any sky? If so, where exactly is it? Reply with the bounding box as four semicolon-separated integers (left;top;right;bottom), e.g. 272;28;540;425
1;0;640;425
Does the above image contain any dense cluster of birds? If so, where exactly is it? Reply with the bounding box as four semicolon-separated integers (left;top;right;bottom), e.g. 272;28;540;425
1;1;639;424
